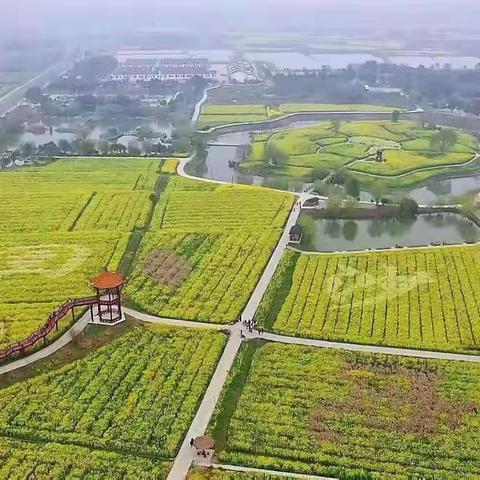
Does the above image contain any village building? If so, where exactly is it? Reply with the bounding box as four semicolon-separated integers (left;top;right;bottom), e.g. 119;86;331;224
110;58;217;83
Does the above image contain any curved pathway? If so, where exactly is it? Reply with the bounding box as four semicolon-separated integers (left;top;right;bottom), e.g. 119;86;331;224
350;153;480;179
1;98;477;479
0;311;90;376
197;108;423;135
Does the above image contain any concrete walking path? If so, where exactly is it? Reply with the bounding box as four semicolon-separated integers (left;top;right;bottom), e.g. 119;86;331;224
123;307;226;330
0;311;90;376
262;332;480;363
212;463;336;479
167;331;243;480
122;308;480;364
241;199;304;323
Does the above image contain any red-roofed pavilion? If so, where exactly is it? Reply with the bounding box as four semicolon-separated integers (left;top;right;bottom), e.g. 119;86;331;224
90;271;126;323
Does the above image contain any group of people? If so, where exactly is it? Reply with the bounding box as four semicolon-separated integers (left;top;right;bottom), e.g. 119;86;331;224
238;316;264;336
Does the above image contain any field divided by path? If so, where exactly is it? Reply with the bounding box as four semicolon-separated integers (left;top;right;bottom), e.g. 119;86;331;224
126;175;294;323
0;157;162;348
210;341;480;480
0;325;226;478
257;246;480;353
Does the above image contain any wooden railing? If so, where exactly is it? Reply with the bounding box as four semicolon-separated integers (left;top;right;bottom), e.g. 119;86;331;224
0;296;99;363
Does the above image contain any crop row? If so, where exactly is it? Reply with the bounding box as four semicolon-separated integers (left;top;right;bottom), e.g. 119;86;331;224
72;192;152;231
211;342;480;480
0;326;226;458
259;245;480;353
152;176;293;232
126;230;281;323
0;437;170;480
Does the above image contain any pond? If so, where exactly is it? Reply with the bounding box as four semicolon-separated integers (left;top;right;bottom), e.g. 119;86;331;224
14;120;173;149
297;211;480;252
200;118;480;203
359;176;480;205
388;55;480;70
245;51;382;69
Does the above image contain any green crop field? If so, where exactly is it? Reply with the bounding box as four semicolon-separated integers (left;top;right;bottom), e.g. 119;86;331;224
0;157;161;348
126;176;293;323
242;121;478;183
197;103;400;129
0;438;171;479
256;246;480;353
0;325;225;476
197;104;273;128
189;469;290;479
210;341;480;480
279;103;398;113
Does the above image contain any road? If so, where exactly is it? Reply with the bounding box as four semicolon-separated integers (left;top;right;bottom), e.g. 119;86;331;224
0;57;73;116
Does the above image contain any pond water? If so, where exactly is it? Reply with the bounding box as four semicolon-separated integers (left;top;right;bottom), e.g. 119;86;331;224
297;211;480;252
201;119;480;204
388;55;480;70
359;176;480;205
15;120;173;149
245;51;382;69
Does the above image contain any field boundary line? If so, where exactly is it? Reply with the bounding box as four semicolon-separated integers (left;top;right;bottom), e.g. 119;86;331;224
123;307;226;330
263;331;480;362
211;463;336;479
349;153;480;178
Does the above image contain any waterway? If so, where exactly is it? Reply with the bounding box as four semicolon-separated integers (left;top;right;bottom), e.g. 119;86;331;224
296;211;480;252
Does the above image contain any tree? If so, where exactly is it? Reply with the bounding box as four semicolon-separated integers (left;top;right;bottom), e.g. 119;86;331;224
398;198;419;218
343;197;359;216
110;142;127;155
344;177;361;198
311;166;330;181
97;140;110;155
371;183;387;206
430;129;457;154
391;110;401;122
325;196;343;216
21;142;35;157
25;86;43;104
127;141;141;156
330;119;341;132
75;139;96;156
58;139;72;153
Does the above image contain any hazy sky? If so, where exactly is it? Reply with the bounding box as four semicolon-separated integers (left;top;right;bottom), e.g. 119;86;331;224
3;0;480;41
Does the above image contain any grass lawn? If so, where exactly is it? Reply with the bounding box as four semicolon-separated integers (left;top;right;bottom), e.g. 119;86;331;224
243;121;478;183
279;103;400;113
210;341;480;479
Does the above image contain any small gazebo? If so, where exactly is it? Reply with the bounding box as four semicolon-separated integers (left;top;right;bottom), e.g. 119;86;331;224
193;435;215;460
90;271;126;324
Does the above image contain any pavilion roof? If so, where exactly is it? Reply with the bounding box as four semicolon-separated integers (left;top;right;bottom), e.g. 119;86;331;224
193;435;215;450
90;271;125;289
